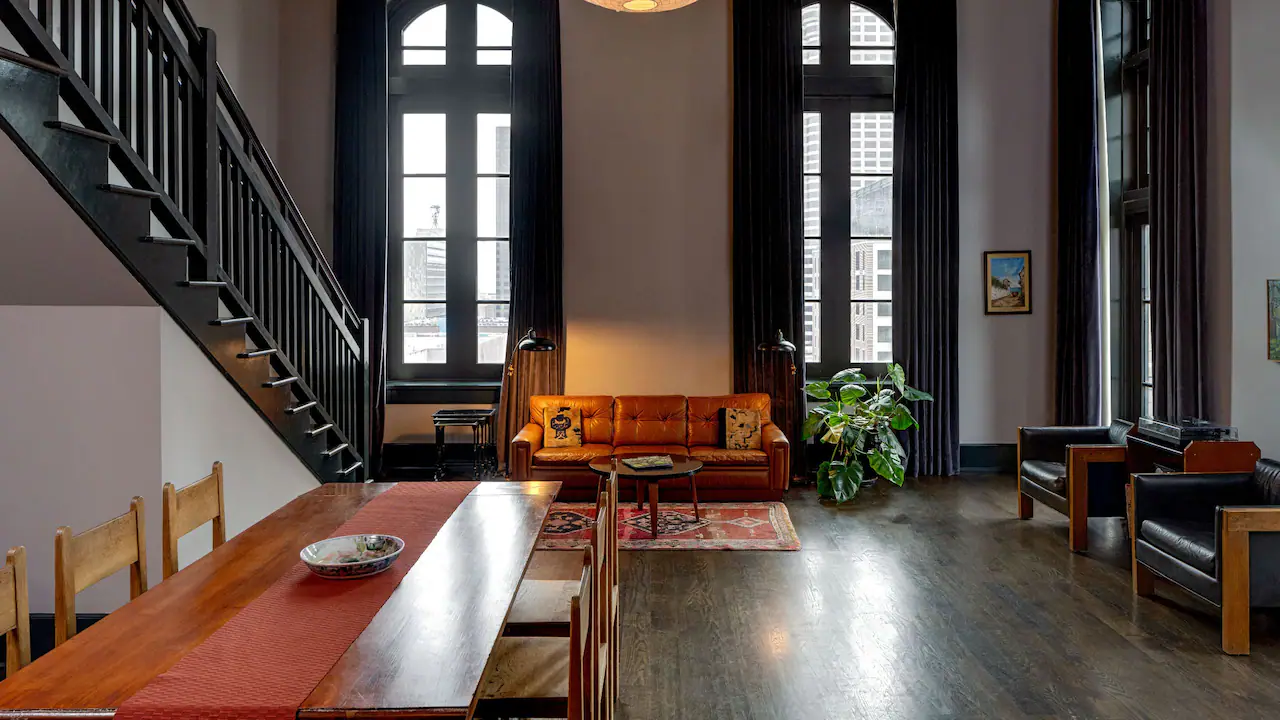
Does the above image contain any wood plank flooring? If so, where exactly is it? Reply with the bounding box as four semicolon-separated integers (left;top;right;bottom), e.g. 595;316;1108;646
603;474;1280;719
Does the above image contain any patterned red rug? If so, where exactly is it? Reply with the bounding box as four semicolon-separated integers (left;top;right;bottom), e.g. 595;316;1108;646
537;502;801;551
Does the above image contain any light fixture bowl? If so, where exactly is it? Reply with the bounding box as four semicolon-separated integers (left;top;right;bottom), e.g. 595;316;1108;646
583;0;700;12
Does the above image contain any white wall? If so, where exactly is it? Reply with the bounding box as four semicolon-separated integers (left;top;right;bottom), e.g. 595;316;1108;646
956;0;1056;443
0;307;318;614
159;314;319;569
1228;0;1280;457
560;0;733;397
0;306;161;614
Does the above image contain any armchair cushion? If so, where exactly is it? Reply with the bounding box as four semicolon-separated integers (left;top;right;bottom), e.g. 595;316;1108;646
1019;426;1112;462
533;444;614;466
1020;460;1066;495
1141;519;1217;575
1132;472;1256;529
1254;459;1280;504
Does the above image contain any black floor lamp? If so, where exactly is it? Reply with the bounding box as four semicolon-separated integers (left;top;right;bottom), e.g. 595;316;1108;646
504;328;556;475
757;329;797;375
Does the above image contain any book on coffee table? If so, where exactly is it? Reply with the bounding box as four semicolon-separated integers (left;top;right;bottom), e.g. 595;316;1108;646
621;455;675;470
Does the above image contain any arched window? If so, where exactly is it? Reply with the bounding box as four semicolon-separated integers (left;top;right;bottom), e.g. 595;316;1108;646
801;0;895;379
389;0;514;381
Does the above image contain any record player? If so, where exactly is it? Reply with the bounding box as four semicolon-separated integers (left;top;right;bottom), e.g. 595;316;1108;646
1135;417;1238;450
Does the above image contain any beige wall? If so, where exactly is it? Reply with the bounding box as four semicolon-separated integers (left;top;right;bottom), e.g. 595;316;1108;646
560;0;733;397
956;0;1056;443
186;0;283;155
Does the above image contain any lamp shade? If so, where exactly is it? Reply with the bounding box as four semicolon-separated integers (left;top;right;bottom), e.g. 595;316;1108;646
757;329;797;354
583;0;699;12
516;328;556;352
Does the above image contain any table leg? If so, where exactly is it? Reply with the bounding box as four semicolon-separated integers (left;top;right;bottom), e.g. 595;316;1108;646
636;478;643;511
648;482;660;539
434;425;446;482
690;475;700;520
471;425;480;480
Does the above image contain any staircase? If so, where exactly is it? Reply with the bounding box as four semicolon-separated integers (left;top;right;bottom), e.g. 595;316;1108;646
0;0;368;483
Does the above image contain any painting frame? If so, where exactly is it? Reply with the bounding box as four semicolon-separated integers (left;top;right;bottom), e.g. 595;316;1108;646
984;251;1033;315
1269;279;1280;362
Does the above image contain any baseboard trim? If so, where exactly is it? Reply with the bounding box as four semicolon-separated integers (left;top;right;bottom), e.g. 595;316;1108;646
960;444;1017;474
0;613;107;673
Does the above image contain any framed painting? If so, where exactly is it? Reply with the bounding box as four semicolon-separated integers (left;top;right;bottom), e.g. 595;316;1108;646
984;251;1032;315
1269;279;1280;361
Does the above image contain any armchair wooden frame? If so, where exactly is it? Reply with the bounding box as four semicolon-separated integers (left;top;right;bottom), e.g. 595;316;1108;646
162;462;226;579
1;546;31;678
1219;507;1280;655
54;497;147;645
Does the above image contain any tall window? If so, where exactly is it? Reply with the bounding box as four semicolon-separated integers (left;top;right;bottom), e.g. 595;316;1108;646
390;0;513;381
1105;0;1152;418
802;0;895;379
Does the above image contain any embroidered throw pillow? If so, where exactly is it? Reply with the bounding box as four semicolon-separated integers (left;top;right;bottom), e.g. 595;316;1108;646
719;408;762;450
543;406;584;448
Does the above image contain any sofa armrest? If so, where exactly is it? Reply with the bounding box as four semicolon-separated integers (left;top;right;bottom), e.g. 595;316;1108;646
1019;426;1112;463
1133;472;1256;529
762;423;790;491
510;423;543;482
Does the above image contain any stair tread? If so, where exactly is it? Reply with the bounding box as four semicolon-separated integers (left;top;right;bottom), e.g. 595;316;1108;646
141;235;196;246
98;183;163;199
0;47;65;76
44;121;118;144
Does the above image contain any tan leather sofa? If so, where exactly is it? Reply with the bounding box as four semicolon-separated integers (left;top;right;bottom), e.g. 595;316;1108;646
511;394;790;501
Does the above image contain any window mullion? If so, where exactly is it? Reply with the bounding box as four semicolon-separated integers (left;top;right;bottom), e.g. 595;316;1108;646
822;103;852;373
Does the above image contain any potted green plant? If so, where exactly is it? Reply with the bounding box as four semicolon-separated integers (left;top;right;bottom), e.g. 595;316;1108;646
802;364;934;503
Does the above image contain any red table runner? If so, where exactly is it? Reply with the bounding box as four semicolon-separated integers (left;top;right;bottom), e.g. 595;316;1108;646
115;481;478;720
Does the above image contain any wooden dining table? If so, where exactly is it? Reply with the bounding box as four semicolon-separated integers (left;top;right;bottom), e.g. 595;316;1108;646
0;481;561;719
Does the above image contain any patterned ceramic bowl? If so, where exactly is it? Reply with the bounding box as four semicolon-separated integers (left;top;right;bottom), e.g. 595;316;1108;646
300;534;405;580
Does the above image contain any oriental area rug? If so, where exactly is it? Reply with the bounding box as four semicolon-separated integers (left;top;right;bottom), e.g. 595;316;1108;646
537;502;801;551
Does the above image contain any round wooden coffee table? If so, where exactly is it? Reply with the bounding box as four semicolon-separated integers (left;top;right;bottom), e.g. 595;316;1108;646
589;454;703;539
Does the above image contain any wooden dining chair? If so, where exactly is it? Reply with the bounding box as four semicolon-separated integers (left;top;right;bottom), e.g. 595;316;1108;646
162;462;226;579
1;546;31;678
476;545;597;719
54;497;148;645
506;466;616;638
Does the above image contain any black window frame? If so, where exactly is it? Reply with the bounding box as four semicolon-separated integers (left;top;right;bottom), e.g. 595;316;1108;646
1105;0;1151;419
803;0;895;381
388;0;514;382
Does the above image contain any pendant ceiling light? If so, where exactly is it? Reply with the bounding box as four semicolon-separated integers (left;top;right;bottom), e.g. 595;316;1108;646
584;0;699;12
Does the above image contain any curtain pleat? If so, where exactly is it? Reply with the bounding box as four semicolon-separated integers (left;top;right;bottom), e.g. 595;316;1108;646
497;0;565;468
892;0;960;477
1055;0;1104;425
1150;0;1209;421
334;0;389;478
730;0;807;482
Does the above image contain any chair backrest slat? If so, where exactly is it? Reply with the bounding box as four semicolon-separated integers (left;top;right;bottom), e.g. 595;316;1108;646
1;546;31;678
162;462;227;578
55;497;147;645
569;548;595;720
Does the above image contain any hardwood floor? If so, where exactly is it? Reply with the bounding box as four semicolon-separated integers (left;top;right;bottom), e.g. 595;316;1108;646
604;474;1280;719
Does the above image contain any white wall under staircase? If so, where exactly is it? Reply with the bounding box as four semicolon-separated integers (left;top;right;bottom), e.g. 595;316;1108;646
0;308;319;615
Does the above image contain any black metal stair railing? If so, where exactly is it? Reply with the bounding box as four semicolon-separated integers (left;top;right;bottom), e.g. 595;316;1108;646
0;0;370;481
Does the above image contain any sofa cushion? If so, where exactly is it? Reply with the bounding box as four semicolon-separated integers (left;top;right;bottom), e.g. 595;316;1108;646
530;396;614;445
613;396;687;446
613;445;689;459
690;447;769;466
1021;460;1066;495
533;444;614;466
1141;518;1217;575
687;394;772;446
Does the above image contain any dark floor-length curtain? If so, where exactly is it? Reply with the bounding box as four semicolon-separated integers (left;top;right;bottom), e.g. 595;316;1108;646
1055;0;1104;425
892;0;960;477
498;0;565;468
334;0;389;478
1150;0;1209;421
731;0;806;481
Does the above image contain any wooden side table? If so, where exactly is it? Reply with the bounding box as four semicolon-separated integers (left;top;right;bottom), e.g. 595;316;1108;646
589;455;703;539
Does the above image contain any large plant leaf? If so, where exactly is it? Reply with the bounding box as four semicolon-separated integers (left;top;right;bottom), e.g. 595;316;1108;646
802;412;825;440
829;461;860;503
816;460;834;499
839;383;868;404
902;386;934;402
831;368;867;384
805;381;831;400
869;449;906;486
890;403;918;430
879;428;907;462
887;364;907;394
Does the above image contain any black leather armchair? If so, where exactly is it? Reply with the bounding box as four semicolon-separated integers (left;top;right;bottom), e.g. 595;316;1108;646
1132;459;1280;655
1017;419;1133;551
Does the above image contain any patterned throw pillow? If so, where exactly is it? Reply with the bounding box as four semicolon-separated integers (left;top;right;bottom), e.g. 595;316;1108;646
543;406;584;448
719;408;762;450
